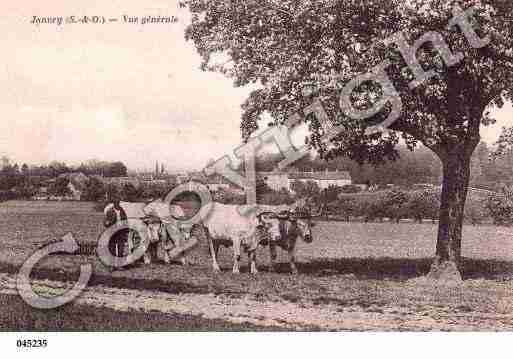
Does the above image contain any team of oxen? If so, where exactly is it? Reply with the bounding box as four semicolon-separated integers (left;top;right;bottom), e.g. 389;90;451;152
103;198;322;274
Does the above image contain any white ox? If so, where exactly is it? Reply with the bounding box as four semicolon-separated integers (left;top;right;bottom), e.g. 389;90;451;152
201;202;272;274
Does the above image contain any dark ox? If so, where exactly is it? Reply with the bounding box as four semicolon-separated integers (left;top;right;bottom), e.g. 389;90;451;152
257;206;322;274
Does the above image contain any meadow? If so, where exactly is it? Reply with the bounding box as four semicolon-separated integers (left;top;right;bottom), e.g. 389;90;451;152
2;200;513;330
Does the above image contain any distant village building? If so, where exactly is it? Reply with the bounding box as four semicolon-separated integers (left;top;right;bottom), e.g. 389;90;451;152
105;176;141;187
168;169;353;194
258;170;352;191
289;170;352;189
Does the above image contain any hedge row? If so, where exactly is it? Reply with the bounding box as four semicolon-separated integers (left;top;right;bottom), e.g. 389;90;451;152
485;187;513;226
328;189;491;225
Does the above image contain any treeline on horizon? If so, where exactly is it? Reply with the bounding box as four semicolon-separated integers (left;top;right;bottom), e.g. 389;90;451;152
0;158;128;192
255;142;511;190
0;158;127;177
1;140;512;193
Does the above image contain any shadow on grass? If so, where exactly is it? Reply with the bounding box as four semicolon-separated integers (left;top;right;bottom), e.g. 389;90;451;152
268;257;513;281
0;293;289;331
2;256;513;302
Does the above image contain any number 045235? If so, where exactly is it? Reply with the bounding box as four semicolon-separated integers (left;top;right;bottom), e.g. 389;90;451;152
16;339;47;348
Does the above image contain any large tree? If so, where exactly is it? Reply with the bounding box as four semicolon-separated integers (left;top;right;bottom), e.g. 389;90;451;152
185;0;513;279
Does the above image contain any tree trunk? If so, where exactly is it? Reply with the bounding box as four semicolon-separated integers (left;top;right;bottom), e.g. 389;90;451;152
428;147;473;282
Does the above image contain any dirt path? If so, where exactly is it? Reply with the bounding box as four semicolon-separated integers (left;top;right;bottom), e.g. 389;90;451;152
2;273;513;331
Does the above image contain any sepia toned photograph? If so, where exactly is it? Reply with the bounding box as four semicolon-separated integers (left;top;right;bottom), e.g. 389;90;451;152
1;0;513;341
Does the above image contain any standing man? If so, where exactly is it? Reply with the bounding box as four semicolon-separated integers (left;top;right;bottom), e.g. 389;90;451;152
103;199;129;259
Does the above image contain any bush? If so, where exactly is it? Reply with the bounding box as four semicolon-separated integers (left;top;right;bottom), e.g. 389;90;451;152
406;190;440;223
258;188;295;206
12;185;37;200
47;177;71;197
340;184;362;194
357;190;411;222
120;183;143;202
486;188;513;226
319;185;344;203
82;177;106;202
335;189;441;223
382;190;410;222
290;180;321;199
213;189;246;205
329;197;359;221
362;192;389;222
140;182;170;200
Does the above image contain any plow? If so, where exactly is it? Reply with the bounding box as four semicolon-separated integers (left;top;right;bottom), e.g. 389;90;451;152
42;200;200;268
103;215;200;268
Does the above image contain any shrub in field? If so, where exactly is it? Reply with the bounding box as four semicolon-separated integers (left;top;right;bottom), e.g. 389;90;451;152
47;177;71;197
357;189;410;222
329;197;359;221
290;180;321;199
120;183;142;202
321;185;344;203
485;188;513;226
82;177;106;202
258;188;295;206
340;184;362;194
362;192;389;222
352;197;371;219
406;190;440;223
382;190;411;223
335;191;390;222
213;189;246;205
140;182;169;200
337;189;441;223
12;185;37;200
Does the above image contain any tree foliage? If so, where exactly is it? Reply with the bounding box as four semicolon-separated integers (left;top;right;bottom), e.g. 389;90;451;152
186;0;512;158
185;0;513;276
47;177;71;197
485;186;513;225
290;179;321;198
82;177;107;202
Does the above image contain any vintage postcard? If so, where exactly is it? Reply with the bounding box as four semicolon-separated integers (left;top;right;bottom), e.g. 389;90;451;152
1;0;513;351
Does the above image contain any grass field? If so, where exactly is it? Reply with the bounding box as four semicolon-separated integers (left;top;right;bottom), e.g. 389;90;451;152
2;200;513;330
0;293;282;331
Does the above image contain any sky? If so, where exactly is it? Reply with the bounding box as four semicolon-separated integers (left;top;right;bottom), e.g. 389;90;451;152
0;0;511;172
